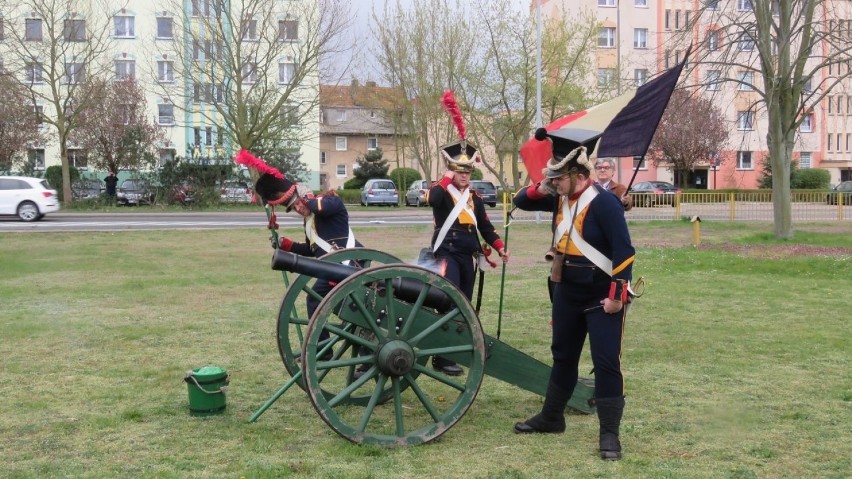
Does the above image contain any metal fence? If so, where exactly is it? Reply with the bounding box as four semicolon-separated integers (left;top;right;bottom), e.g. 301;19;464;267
508;191;852;222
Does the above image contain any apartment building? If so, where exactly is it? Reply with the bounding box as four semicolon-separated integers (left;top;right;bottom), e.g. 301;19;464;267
538;0;852;188
0;1;321;187
319;80;410;190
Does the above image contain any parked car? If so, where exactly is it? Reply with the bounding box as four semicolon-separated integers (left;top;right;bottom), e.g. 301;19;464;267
116;179;155;206
360;179;399;206
470;180;498;207
219;180;254;203
172;181;195;205
0;176;60;221
71;178;105;199
629;181;680;207
405;180;430;207
826;181;852;205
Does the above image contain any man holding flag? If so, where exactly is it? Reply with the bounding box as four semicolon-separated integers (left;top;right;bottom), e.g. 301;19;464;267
511;51;688;460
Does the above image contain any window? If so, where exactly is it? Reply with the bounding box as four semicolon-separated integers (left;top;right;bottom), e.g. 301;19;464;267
597;68;615;88
737;111;755;130
320;152;327;165
65;63;85;84
800;113;813;132
336;164;347;176
737;151;753;169
336;110;347;122
158;104;174;125
802;78;813;94
706;70;721;91
114;15;134;38
799;152;812;168
241;19;257;41
598;0;616;5
706;0;719;10
205;126;214;146
25;62;44;84
280;103;298;126
367;138;378;150
335;136;347;151
242;63;257;83
63;19;85;42
157;17;173;38
634;69;648;86
28;148;45;169
278;62;295;84
737;0;752;11
675;10;681;31
837;95;844;115
664;10;670;31
68;149;87;169
738;31;755;51
827;133;833;151
634;0;647;6
738;71;754;90
278;19;298;41
157;61;174;82
34;105;45;129
632;156;646;170
114;60;135;80
598;27;615;48
828;96;833;115
159;148;176;166
192;0;215;17
707;30;719;51
25;18;42;41
633;28;647;49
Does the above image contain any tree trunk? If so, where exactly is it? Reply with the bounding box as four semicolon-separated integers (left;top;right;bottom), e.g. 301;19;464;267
59;132;73;206
767;127;794;239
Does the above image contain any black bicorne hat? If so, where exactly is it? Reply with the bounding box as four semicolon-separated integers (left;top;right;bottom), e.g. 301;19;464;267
255;173;298;209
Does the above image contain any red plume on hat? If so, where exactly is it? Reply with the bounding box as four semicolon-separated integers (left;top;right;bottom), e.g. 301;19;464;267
441;90;466;141
234;149;284;179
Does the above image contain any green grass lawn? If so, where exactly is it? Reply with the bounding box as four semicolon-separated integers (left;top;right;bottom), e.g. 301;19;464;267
1;222;850;478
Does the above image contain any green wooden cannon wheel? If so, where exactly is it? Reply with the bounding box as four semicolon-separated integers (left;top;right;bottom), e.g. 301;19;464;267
301;264;486;446
276;248;405;404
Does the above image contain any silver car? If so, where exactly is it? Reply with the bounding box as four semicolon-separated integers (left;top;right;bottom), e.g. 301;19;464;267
219;181;254;203
405;180;430;207
360;179;399;206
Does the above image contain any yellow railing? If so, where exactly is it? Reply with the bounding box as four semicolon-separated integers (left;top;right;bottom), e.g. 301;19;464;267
510;190;851;222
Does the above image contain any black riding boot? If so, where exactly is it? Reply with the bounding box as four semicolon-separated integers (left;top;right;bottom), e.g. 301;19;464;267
596;396;625;460
513;381;570;433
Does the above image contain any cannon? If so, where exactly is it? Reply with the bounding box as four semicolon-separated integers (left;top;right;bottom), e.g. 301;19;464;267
253;247;595;447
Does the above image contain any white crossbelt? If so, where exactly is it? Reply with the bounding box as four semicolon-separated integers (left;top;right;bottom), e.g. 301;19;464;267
432;185;474;252
553;187;613;276
304;214;355;260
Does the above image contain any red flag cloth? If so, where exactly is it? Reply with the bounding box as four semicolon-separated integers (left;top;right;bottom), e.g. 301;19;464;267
520;51;688;184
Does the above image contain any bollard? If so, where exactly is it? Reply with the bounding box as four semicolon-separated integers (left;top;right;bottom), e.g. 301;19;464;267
691;216;701;247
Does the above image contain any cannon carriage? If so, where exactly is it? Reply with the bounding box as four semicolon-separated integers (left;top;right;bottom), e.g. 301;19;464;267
253;247;595;447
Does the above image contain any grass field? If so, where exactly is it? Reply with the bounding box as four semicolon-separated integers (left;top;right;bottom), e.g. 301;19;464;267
1;220;850;479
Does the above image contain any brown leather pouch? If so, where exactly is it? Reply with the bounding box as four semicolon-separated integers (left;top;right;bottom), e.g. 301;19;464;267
550;253;564;282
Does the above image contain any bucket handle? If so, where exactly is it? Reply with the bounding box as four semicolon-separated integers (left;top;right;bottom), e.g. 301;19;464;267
185;371;230;395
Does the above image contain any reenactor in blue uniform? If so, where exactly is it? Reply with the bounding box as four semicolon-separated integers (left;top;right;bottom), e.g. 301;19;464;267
512;129;635;461
426;141;509;375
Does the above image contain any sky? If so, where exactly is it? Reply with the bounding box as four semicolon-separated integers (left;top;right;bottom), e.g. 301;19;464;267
327;0;532;83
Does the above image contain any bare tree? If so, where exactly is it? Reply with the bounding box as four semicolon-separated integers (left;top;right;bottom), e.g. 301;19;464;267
0;73;46;173
648;89;730;188
1;0;114;203
71;79;165;174
159;0;350;153
681;0;852;238
462;0;599;191
373;0;477;180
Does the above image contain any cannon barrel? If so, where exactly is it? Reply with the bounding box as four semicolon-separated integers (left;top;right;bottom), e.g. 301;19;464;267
271;250;454;312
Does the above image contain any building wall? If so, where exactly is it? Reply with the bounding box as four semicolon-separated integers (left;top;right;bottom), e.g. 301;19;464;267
539;0;852;188
1;0;321;187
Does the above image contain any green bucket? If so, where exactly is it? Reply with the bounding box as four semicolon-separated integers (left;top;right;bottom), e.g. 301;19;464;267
184;366;229;416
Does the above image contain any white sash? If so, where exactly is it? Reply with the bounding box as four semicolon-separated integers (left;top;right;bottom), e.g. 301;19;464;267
304;214;355;256
553;186;613;276
432;185;473;252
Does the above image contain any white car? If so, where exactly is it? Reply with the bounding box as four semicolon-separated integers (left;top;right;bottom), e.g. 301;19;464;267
0;176;61;221
219;180;254;203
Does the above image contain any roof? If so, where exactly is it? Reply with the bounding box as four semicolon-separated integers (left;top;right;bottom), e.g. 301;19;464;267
320;81;405;110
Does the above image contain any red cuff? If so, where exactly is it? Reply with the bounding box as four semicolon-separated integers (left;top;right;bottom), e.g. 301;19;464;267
438;176;453;188
526;183;546;200
492;239;505;253
279;237;294;251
